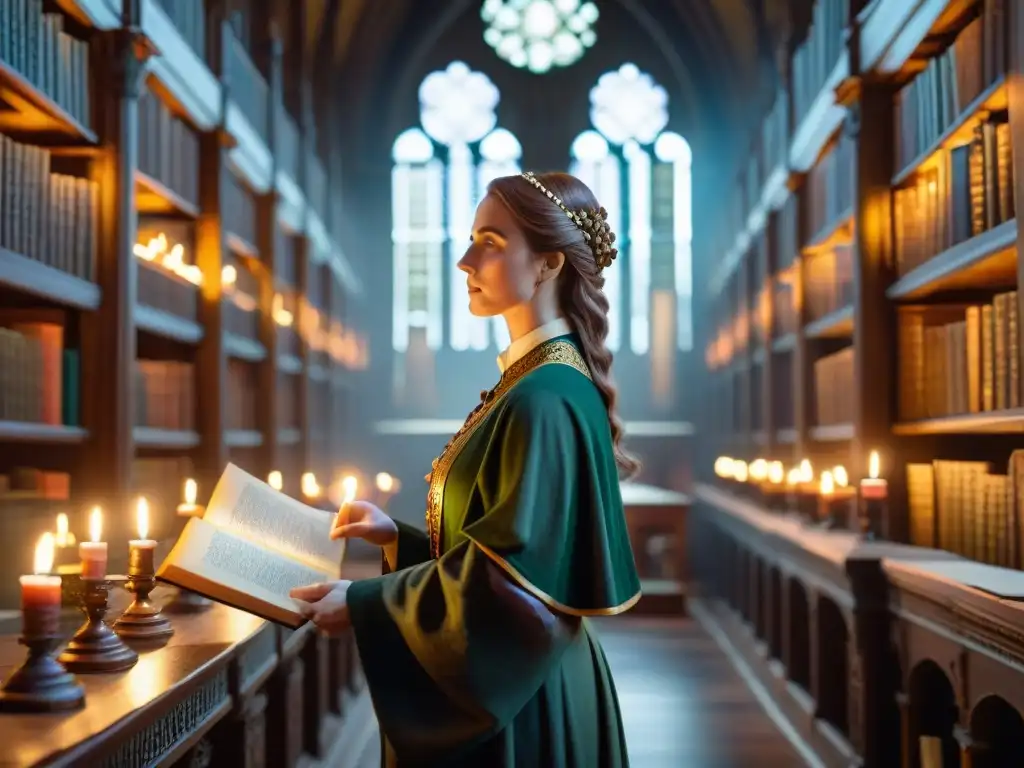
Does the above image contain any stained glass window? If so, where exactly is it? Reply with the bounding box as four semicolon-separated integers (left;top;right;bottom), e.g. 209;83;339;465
391;62;521;353
570;63;692;353
481;0;599;74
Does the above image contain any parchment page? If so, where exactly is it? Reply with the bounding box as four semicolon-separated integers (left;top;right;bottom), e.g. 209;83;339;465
203;463;344;575
157;517;330;627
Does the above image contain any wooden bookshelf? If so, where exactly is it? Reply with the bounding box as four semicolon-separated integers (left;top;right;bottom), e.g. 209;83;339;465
701;0;1021;572
0;1;365;549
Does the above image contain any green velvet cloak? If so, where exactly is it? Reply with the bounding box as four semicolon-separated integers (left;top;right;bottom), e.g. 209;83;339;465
347;336;641;767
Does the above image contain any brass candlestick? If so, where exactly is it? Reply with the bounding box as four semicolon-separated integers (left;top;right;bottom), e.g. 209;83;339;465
113;547;173;642
166;588;213;613
58;579;138;673
0;634;86;713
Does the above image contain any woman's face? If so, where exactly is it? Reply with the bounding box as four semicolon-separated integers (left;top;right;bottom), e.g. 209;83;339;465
457;195;543;317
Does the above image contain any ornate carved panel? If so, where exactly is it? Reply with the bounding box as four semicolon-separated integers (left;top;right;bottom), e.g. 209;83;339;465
100;670;230;768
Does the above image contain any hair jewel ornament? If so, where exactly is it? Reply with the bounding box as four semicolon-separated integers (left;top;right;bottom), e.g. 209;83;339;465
520;172;618;269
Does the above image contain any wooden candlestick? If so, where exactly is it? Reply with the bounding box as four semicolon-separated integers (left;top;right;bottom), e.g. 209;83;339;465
0;634;86;713
58;579;138;673
113;543;173;642
0;572;85;713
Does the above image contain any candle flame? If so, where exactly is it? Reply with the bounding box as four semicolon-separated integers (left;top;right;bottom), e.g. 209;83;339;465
732;460;748;482
341;475;358;505
714;456;735;478
34;532;55;575
767;461;784;484
184;478;197;506
749;459;768;481
820;470;835;496
869;451;880;479
833;466;849;487
268;471;283;491
798;459;813;483
56;512;68;538
301;472;321;498
375;472;394;493
137;497;150;540
89;507;102;543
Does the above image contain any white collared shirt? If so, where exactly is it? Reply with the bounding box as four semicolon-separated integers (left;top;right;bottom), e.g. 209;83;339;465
496;318;573;374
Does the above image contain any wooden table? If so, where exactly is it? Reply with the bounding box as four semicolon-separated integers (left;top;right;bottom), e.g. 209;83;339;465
620;482;691;615
0;565;375;767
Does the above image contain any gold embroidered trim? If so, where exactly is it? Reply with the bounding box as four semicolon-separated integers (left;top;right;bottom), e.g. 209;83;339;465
425;339;590;557
471;539;642;617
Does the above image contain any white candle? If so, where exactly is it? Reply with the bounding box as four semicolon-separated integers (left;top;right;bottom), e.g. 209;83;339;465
301;472;321;499
129;497;157;576
860;451;888;500
341;476;358;505
176;478;203;517
79;507;107;580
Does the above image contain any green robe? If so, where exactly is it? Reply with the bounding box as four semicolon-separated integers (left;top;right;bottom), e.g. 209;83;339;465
348;336;641;767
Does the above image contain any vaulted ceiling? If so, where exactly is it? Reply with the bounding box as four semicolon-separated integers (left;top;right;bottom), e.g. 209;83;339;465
303;0;801;174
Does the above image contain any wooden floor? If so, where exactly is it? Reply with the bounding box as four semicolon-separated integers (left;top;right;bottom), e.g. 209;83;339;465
353;615;805;767
594;615;806;767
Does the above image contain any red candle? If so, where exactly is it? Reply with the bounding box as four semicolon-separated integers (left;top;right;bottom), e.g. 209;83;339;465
80;507;108;580
21;533;61;638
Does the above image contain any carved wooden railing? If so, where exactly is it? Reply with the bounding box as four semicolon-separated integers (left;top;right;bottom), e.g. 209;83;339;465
0;573;372;767
693;482;1024;768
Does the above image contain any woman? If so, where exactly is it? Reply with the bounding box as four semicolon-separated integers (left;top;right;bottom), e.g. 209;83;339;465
290;171;641;767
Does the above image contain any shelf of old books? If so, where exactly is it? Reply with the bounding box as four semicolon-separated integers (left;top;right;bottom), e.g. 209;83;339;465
890;0;1019;440
137;81;201;219
0;5;96;144
700;0;1024;575
0;134;101;309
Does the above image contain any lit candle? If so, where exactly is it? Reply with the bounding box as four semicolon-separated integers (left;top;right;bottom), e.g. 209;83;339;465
732;460;749;483
858;450;888;539
301;472;321;499
374;472;400;509
341;476;358;505
176;478;203;517
55;513;76;547
268;470;283;492
128;497;157;577
762;460;787;511
21;533;62;638
713;456;735;479
860;452;888;499
375;472;395;494
79;507;107;580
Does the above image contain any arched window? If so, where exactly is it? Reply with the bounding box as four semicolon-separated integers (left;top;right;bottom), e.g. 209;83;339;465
569;63;693;354
391;61;521;353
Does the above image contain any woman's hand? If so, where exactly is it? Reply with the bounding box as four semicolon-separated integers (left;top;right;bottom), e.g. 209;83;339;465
330;500;398;546
290;581;351;636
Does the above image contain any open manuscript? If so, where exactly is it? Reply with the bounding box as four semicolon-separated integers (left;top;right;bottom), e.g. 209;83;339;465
157;463;345;628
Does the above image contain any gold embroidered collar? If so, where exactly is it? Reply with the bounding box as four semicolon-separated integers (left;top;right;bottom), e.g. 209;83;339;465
425;338;590;557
